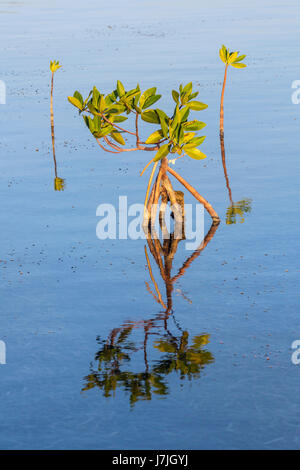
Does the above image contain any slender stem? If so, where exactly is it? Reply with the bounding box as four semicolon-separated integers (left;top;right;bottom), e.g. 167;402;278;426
144;162;158;220
96;138;121;153
220;64;228;136
146;176;157;212
140;158;154;177
104;135;122;151
101;113;137;136
167;166;220;222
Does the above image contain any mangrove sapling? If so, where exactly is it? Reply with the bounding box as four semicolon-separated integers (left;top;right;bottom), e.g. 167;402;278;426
50;60;65;191
68;81;220;224
219;45;247;137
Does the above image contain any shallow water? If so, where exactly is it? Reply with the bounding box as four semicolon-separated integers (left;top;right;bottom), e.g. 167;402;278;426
0;0;300;450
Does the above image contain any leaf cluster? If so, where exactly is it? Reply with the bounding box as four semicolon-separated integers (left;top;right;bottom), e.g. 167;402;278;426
219;45;247;68
50;60;62;73
68;80;208;161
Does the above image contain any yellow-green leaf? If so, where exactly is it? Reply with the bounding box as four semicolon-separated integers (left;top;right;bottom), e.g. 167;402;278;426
154;143;170;162
228;51;238;64
185;147;207;160
219;48;227;64
68;96;83;110
231;63;247;68
188;101;208;111
145;129;164;144
141;109;160;124
111;131;125;145
117;80;125;98
234;54;246;63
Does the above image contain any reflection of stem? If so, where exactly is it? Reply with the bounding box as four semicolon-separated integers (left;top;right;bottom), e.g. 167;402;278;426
171;222;219;283
220;134;233;205
167;167;220;223
144;246;166;310
50;72;57;178
144;325;150;373
220;64;228;136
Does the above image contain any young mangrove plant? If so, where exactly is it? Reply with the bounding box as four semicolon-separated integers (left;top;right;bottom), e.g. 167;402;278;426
68;81;220;224
50;60;65;191
219;45;247;137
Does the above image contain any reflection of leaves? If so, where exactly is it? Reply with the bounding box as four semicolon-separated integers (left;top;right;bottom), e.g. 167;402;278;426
54;177;65;191
82;370;168;406
153;332;214;379
83;329;214;406
226;198;252;225
154;340;177;354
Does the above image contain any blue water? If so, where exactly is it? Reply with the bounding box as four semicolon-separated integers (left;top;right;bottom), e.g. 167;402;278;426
0;0;300;449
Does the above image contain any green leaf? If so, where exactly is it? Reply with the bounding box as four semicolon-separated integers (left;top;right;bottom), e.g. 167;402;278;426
179;105;190;123
105;90;118;105
106;103;126;114
87;116;95;133
99;125;114;137
233;54;246;63
68;96;83;110
87;101;100;115
182;132;195;143
228;51;238;64
182;82;193;95
219;47;227;64
92;86;100;108
231;63;247;68
188;101;208;111
183;120;206;131
172;90;179;103
93;115;102;132
110;115;128;123
124;87;140;100
73;91;83;105
141;109;160;124
142;94;161;109
99;95;106;112
139;87;156;108
156;109;169;137
110;131;125;145
184;136;206;148
185;147;207;160
145;129;164;144
177;125;184;145
154;144;170;162
117;80;125;98
188;91;199;100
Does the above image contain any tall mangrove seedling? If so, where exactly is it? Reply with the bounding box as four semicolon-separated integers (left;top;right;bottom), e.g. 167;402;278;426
219;45;247;137
50;60;65;191
68;81;220;224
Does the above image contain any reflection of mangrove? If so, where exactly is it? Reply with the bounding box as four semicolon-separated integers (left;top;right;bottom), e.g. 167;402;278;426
220;134;251;224
83;221;217;406
50;62;65;191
